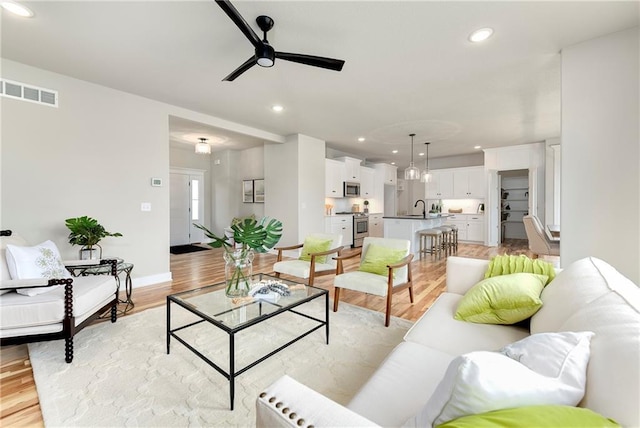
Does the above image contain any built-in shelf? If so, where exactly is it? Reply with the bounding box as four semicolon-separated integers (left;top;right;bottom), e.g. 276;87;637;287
504;209;529;213
502;198;528;202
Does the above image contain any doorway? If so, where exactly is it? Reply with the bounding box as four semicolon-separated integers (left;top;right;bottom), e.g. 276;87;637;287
170;169;205;246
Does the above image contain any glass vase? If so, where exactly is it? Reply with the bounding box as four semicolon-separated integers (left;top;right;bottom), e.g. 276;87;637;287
223;248;254;298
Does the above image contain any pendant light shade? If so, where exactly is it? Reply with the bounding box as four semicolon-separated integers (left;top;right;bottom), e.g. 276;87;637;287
421;142;432;183
195;137;211;154
404;133;420;180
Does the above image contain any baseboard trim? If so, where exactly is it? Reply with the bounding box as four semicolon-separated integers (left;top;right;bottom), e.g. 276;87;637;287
132;272;172;289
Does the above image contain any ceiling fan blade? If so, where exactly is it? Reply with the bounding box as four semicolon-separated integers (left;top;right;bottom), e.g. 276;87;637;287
223;56;257;81
215;0;262;48
275;52;345;72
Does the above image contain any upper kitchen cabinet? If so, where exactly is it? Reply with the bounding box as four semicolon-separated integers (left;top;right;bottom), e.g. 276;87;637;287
426;170;454;199
360;166;375;198
374;163;397;185
336;156;362;182
453;166;486;198
325;158;345;198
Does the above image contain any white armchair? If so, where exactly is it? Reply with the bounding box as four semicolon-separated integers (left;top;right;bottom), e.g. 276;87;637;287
523;215;560;257
0;230;118;363
273;233;343;285
333;237;413;327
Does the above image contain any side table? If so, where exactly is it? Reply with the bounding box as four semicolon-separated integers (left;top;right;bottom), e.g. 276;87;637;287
66;258;134;314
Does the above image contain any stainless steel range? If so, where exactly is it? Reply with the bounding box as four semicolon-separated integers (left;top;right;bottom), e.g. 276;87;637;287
352;213;369;247
335;212;369;247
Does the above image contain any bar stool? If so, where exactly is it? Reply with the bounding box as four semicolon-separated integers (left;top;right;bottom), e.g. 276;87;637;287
443;224;458;254
434;225;453;257
418;229;443;260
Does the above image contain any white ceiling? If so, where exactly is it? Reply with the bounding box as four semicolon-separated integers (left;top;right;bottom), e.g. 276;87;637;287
2;1;638;167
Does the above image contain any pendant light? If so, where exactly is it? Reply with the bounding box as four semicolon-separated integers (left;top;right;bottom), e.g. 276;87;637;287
404;133;420;180
421;142;432;183
195;137;211;154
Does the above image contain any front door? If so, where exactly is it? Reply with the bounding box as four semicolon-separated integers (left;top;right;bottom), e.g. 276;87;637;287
170;171;205;246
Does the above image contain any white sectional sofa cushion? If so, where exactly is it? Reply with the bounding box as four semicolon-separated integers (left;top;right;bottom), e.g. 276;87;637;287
256;256;640;428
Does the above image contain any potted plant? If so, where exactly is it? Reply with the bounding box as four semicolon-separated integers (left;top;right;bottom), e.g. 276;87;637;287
65;216;123;260
195;216;282;297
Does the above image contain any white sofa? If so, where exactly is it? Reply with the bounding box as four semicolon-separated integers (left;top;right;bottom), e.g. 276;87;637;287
256;256;640;427
0;231;118;363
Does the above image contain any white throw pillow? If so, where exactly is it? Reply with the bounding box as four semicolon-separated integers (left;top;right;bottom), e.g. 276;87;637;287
407;331;594;427
6;240;71;296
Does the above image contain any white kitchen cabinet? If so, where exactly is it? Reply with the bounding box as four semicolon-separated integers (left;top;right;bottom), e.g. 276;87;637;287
453;167;485;198
445;214;484;242
360;166;375;198
329;215;353;247
466;215;484;242
374;163;397;185
368;213;384;237
336;156;361;182
325;159;345;198
426;171;454;199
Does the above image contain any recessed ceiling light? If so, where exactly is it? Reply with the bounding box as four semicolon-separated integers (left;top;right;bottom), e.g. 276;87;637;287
474;145;482;149
391;162;396;165
1;0;33;17
469;27;493;43
358;137;365;142
271;105;284;112
418;152;425;156
392;150;398;154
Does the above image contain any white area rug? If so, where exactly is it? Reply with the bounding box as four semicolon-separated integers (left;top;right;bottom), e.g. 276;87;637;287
29;299;412;427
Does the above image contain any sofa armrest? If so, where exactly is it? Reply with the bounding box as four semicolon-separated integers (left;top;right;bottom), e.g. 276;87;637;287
445;256;489;295
256;375;379;428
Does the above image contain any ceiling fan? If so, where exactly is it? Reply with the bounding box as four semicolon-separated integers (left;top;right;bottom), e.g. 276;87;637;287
215;0;346;81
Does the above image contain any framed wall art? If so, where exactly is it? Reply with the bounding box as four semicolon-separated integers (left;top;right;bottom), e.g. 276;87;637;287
254;179;264;203
242;180;254;203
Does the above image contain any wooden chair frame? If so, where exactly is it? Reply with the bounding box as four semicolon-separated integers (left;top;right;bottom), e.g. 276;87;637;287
333;249;414;327
273;243;343;285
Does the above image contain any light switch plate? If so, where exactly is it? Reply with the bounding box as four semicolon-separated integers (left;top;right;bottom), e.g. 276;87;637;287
141;203;151;212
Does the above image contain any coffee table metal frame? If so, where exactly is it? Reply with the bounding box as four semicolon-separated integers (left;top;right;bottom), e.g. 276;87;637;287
166;273;329;410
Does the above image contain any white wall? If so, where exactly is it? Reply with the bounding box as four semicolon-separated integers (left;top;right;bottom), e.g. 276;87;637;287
561;27;639;283
1;59;170;282
264;134;325;247
1;59;284;285
264;138;299;247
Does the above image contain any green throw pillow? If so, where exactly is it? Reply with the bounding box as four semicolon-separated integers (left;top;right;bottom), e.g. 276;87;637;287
436;405;620;427
358;244;406;277
485;254;556;284
299;237;333;264
454;273;547;324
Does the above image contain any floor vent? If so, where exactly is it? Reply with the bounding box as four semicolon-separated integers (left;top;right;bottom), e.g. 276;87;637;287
0;78;58;107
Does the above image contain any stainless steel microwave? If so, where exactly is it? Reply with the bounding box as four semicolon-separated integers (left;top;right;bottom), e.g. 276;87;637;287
344;181;360;197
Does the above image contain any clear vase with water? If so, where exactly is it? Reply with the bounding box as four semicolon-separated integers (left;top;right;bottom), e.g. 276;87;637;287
223;248;254;297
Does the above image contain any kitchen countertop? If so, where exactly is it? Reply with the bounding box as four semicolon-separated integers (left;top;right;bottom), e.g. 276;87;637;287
383;214;453;219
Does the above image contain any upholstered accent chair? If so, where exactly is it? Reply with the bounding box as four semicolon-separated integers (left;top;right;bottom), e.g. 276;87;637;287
333;237;414;327
0;230;118;363
273;233;343;285
523;215;560;257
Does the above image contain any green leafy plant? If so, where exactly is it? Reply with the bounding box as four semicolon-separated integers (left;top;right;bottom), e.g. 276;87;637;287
194;217;283;296
65;216;123;251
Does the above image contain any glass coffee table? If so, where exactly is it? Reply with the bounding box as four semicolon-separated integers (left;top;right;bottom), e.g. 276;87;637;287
166;273;329;410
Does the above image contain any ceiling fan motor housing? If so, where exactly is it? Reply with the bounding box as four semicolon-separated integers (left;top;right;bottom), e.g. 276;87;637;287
256;43;275;67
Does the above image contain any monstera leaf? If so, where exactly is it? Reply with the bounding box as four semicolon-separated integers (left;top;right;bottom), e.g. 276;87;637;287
194;216;282;253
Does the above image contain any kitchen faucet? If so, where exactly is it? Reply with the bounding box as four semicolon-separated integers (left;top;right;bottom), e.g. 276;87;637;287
414;199;426;219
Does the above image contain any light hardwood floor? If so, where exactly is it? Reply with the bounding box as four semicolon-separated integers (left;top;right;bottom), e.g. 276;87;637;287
0;239;552;427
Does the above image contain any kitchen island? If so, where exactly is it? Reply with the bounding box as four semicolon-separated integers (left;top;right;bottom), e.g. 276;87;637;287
383;215;452;258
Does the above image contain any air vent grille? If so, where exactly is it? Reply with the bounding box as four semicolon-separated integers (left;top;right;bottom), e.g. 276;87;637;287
0;79;58;107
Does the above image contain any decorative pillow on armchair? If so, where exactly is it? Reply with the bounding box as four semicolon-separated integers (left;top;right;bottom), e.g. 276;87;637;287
5;240;71;296
299;237;333;264
358;244;406;277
